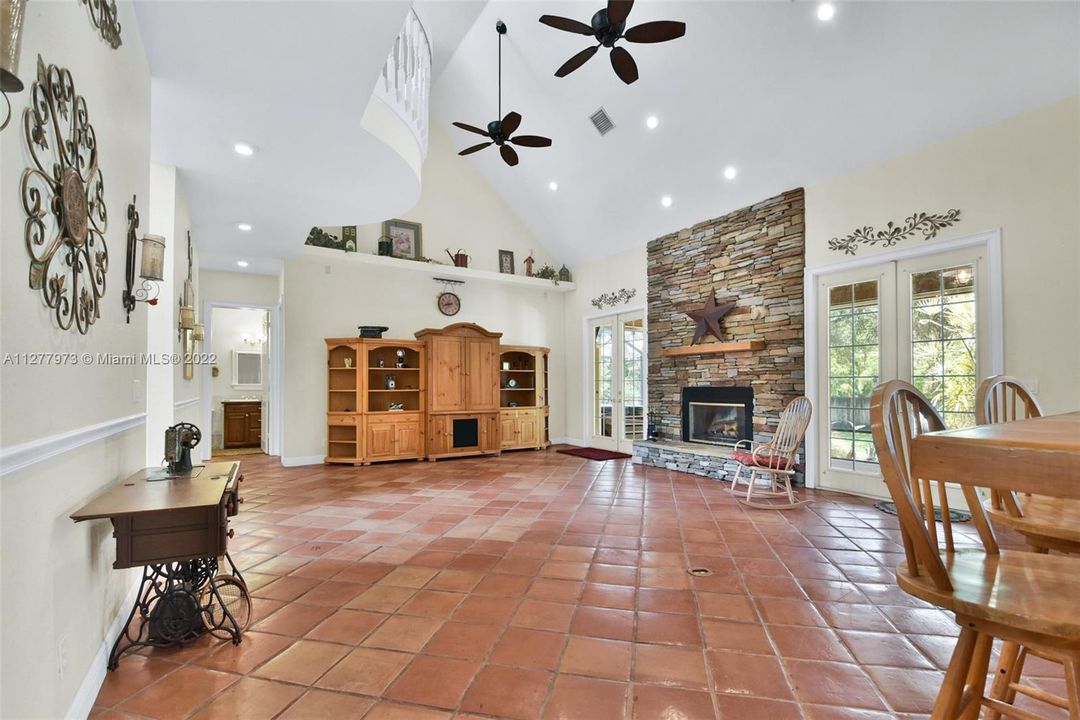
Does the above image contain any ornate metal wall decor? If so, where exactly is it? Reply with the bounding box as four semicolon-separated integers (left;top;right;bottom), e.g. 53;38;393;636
21;56;109;334
828;209;962;255
82;0;122;49
591;288;636;309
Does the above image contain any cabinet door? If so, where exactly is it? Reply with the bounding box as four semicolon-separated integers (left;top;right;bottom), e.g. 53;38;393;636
223;410;248;448
480;414;501;453
395;420;422;457
367;421;396;458
429;336;466;412
517;411;539;447
500;412;518;449
466;338;498;411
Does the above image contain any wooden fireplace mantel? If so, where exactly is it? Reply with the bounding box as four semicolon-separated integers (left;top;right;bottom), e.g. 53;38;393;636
656;340;766;357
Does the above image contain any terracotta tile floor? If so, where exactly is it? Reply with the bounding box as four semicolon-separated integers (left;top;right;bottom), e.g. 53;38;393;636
90;450;1065;720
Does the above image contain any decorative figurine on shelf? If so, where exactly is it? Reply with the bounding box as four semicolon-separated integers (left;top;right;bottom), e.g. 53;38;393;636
509;401;519;407
389;402;405;411
558;265;572;283
343;357;353;368
507;378;518;388
385;375;396;390
524;251;535;277
445;249;470;268
377;235;393;256
377;358;385;368
395;349;407;368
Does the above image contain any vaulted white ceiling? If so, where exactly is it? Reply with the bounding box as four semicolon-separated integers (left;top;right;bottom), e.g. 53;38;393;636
135;0;420;274
432;1;1079;266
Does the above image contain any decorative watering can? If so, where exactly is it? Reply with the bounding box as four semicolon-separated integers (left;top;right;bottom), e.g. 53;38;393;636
446;249;470;268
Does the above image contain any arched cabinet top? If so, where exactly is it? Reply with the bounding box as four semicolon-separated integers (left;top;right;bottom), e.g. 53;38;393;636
414;323;502;340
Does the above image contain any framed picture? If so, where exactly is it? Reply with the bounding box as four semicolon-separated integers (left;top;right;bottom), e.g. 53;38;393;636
498;249;515;275
382;219;423;260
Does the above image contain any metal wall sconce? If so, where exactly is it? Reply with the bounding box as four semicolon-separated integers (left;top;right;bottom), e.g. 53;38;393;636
1;0;26;131
122;195;166;323
177;231;201;380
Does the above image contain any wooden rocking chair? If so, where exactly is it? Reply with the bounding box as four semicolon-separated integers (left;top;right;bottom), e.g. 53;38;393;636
729;396;812;509
871;380;1080;720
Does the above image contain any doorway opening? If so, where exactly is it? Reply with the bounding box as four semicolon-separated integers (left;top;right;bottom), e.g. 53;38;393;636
207;306;271;454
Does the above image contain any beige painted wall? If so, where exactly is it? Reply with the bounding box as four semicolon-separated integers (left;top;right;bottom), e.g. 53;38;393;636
322;123;558;274
805;95;1080;413
0;2;151;716
281;251;566;461
200;269;281;309
561;245;648;443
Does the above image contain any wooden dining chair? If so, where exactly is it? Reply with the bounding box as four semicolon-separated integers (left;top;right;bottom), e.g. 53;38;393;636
729;396;812;509
870;379;1080;720
977;376;1080;719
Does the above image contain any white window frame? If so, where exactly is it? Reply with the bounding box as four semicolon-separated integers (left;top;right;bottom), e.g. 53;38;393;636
803;228;1003;489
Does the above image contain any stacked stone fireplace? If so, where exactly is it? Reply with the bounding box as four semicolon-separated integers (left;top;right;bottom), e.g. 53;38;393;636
635;189;806;481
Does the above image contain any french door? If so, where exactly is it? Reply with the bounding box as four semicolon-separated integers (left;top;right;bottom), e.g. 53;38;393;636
817;247;992;497
589;311;646;454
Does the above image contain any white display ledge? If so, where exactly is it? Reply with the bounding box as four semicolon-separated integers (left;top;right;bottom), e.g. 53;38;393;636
300;246;576;292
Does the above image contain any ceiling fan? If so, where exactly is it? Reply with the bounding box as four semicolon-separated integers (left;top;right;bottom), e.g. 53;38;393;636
453;21;552;167
539;0;686;85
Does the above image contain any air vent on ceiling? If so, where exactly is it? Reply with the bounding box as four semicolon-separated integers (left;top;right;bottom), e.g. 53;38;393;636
589;107;615;136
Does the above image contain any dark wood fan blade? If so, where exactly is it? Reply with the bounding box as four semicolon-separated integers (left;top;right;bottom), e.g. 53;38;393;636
500;145;519;167
459;141;493;156
624;20;686;43
501;111;522;137
607;0;634;26
452;121;490;137
510;135;552;148
610;46;639;84
538;14;594;35
555;45;599;77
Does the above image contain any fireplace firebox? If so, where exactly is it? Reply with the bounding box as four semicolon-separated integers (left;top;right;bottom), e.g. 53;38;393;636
681;387;754;447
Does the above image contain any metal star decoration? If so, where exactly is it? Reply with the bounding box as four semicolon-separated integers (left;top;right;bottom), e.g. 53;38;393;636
686;293;735;345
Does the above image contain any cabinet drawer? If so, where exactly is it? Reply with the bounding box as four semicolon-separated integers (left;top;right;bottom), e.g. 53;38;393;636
328;414;360;426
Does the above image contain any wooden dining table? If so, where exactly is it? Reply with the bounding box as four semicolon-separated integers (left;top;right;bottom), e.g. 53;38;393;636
910;411;1080;499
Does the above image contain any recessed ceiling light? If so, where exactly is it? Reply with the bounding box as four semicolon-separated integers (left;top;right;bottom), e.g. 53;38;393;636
645;115;660;130
548;181;559;191
237;223;252;232
817;2;836;21
233;142;255;156
660;195;673;208
723;166;738;180
237;260;249;268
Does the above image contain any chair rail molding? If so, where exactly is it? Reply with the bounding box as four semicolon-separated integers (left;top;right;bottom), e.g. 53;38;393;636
373;8;431;158
174;397;200;411
0;412;147;477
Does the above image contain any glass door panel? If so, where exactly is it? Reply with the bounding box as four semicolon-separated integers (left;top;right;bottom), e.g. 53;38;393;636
620;316;645;453
589;312;645;453
817;263;896;497
592;320;615;444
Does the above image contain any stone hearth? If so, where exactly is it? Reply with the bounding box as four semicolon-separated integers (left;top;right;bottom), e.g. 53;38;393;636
635;188;806;482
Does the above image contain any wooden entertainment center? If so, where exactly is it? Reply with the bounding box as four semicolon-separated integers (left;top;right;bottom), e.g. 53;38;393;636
324;323;549;464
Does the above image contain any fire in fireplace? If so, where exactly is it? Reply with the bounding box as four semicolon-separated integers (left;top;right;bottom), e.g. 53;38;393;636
681;387;753;447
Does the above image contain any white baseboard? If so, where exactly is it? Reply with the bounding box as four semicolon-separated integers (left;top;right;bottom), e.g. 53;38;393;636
281;455;324;467
65;576;141;720
551;436;586;447
0;413;146;477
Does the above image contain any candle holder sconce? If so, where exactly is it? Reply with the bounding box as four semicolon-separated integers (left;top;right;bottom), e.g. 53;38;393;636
122;195;166;323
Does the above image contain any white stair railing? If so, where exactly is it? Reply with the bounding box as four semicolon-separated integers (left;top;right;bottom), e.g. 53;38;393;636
373;9;431;158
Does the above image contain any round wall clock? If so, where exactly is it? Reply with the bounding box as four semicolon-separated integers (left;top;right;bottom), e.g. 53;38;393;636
437;291;461;316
